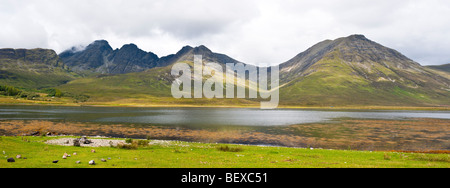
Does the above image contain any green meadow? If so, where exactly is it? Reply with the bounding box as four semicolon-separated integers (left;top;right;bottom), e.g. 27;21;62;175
1;136;448;168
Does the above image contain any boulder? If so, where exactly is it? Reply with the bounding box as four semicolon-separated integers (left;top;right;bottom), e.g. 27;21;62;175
31;131;40;136
73;139;81;147
73;137;93;146
80;137;92;144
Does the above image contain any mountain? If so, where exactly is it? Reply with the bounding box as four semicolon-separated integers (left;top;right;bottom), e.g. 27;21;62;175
59;40;245;76
1;35;448;107
57;44;257;105
160;45;242;65
279;34;450;106
0;48;75;89
58;35;450;107
60;40;161;75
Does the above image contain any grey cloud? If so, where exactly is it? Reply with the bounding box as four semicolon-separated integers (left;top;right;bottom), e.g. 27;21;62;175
0;0;449;66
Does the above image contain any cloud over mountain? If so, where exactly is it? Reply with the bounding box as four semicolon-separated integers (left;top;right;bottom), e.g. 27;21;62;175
1;0;449;66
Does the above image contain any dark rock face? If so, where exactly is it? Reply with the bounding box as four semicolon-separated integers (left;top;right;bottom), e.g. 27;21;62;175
107;44;159;74
160;45;242;66
59;40;113;73
60;40;160;74
60;40;244;75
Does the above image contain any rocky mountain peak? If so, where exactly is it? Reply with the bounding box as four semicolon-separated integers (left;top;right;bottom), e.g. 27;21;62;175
120;43;138;50
87;40;112;51
59;40;160;74
345;34;369;41
193;45;212;54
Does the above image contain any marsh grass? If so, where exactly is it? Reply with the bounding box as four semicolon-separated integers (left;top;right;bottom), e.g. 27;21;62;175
217;145;244;152
116;139;149;150
412;154;450;163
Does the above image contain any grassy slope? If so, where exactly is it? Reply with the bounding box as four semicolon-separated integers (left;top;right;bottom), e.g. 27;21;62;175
58;62;260;107
56;65;449;108
280;51;450;107
55;54;449;107
0;48;443;108
1;136;448;168
427;64;450;73
0;69;75;90
0;50;76;90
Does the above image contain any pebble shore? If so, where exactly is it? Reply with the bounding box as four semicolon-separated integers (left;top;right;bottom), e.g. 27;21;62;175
46;138;126;147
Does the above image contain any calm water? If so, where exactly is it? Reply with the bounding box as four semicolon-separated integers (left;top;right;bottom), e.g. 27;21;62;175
0;105;448;127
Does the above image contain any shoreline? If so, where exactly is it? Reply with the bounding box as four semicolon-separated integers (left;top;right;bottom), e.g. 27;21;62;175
43;136;450;154
1;118;449;151
0;101;449;111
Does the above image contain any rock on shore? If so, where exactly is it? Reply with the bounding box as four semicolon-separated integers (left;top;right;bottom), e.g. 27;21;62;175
46;137;125;147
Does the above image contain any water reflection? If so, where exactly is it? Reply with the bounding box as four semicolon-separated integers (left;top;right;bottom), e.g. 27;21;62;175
0;105;448;128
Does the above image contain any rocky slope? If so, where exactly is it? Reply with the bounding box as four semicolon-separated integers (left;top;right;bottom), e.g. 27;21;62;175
279;35;450;106
59;40;160;74
59;39;246;76
0;48;75;89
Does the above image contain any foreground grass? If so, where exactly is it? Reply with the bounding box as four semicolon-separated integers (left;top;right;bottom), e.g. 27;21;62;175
0;136;449;168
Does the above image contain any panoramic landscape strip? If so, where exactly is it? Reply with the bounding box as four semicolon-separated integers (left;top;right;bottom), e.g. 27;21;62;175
1;0;449;171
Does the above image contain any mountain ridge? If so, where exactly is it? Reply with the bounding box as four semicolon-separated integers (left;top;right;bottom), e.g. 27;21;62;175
59;40;244;75
0;48;75;89
280;34;423;82
59;40;161;74
0;35;448;107
279;34;449;106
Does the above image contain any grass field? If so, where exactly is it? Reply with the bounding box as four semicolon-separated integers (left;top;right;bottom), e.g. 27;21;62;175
1;136;449;168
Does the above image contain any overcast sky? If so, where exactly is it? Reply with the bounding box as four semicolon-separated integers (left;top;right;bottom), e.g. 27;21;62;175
1;0;449;66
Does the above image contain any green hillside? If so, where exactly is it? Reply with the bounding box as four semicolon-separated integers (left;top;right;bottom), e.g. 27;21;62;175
280;51;449;106
427;64;450;73
279;35;450;107
0;48;76;90
58;65;259;106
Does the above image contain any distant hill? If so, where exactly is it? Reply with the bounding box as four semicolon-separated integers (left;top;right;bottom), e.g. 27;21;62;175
0;48;75;89
427;64;450;73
